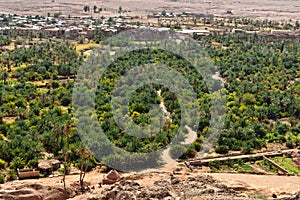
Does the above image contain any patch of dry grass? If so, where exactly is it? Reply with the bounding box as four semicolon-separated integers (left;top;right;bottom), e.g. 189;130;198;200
75;43;99;52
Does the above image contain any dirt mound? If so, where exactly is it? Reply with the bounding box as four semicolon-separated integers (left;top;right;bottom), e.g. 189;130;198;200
88;174;256;200
0;183;69;200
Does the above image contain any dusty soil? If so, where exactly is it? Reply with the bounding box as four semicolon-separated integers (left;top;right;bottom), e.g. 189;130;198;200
207;173;300;198
0;0;299;21
1;161;300;199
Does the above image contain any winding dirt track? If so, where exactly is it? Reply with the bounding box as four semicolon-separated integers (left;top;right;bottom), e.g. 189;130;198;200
157;90;197;163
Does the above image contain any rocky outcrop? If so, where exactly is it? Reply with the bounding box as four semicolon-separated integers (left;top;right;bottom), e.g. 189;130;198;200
0;183;69;200
89;175;258;200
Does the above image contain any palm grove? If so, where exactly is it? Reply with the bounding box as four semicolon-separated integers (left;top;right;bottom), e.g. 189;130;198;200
0;25;300;182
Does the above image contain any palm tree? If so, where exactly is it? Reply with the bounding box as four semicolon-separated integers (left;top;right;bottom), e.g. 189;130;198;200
61;146;70;190
61;121;71;191
76;145;92;191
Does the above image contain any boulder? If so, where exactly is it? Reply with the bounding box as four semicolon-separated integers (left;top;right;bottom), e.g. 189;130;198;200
102;169;122;184
106;170;121;180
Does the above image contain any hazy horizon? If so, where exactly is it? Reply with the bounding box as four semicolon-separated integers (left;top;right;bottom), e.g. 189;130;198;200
0;0;299;20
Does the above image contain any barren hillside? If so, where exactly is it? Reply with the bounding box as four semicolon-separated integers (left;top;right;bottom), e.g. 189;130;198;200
0;0;299;20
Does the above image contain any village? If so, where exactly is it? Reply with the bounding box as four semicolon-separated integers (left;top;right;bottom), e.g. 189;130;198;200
0;11;300;43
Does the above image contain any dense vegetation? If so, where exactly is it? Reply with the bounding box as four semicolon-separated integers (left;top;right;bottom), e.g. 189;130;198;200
0;20;300;179
0;40;96;180
202;33;300;153
90;48;207;169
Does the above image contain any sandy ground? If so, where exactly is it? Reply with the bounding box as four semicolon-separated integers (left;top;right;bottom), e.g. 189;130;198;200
206;172;300;197
1;161;300;199
0;0;299;21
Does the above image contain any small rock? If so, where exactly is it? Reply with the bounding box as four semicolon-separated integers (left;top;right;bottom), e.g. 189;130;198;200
170;177;180;185
187;177;196;181
174;167;182;172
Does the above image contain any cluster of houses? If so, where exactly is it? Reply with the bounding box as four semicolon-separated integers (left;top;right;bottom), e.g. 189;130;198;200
0;14;133;39
0;13;299;44
0;13;214;40
147;11;211;19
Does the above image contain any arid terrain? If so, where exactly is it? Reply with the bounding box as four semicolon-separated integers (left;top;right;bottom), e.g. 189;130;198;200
0;0;300;20
1;162;300;199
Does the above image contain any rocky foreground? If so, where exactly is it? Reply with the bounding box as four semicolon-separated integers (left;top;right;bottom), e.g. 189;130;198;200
1;171;299;200
86;174;300;200
89;175;254;200
0;183;68;199
1;162;300;200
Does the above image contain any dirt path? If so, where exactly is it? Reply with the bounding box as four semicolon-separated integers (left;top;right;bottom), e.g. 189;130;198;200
182;125;197;145
2;170;102;190
206;173;300;197
157;90;197;164
212;71;226;84
157;90;171;123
